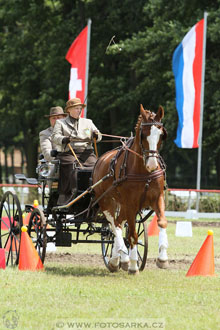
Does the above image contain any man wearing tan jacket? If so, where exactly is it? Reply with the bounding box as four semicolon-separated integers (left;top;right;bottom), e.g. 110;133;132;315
52;98;102;205
39;106;67;162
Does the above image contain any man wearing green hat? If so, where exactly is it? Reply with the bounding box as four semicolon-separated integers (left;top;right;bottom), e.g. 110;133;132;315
39;106;67;161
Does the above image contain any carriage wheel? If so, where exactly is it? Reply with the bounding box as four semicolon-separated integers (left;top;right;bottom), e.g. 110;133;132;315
0;191;22;266
101;223;114;270
27;207;47;263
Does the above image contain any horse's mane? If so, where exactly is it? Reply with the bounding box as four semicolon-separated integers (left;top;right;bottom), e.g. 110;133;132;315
135;115;143;133
135;110;156;133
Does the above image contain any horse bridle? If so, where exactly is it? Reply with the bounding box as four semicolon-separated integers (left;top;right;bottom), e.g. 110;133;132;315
139;121;164;165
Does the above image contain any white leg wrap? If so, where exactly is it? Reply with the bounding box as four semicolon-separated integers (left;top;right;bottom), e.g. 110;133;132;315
128;245;138;271
129;245;138;261
120;250;130;263
112;238;120;258
111;227;129;266
158;228;168;261
114;227;128;256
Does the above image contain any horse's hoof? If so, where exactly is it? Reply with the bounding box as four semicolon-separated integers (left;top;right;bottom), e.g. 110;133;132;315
108;262;119;273
120;262;129;271
156;258;169;269
128;268;139;275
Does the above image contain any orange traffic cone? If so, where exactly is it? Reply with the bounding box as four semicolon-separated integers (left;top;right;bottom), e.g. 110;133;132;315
148;214;159;236
18;226;44;271
0;248;6;269
23;200;39;225
186;230;216;277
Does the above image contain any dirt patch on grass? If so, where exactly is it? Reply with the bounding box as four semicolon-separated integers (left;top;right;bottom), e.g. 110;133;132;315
45;252;220;271
46;252;104;267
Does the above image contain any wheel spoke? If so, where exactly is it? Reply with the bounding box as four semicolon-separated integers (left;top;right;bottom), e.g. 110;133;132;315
135;219;148;271
101;224;114;269
137;249;143;262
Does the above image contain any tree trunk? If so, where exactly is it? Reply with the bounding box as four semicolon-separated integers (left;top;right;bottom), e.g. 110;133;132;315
24;138;38;178
0;149;2;183
10;149;15;183
4;149;9;183
215;153;220;187
21;149;25;173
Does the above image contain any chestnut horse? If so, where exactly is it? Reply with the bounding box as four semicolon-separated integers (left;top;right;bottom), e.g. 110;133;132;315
92;105;168;274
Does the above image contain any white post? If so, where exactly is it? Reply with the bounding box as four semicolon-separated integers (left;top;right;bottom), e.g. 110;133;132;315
84;18;92;118
196;12;208;213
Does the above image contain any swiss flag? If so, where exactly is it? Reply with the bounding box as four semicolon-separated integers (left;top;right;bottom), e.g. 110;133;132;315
66;25;89;118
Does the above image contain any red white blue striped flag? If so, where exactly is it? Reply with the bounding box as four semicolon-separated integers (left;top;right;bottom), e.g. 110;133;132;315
172;19;204;148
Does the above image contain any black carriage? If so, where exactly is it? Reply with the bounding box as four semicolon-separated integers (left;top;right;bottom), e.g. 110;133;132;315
0;156;151;270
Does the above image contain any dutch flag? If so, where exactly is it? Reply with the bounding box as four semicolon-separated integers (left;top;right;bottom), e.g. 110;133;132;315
172;19;204;148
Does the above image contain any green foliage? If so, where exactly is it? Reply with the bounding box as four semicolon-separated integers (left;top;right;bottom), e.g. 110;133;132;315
0;0;219;186
167;193;220;212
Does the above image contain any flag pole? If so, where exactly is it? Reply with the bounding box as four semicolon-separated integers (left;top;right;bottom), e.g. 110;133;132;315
84;18;92;118
196;12;208;212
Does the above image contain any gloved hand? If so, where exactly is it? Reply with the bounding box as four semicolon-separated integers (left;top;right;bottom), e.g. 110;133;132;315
62;137;71;144
50;149;58;157
92;131;99;140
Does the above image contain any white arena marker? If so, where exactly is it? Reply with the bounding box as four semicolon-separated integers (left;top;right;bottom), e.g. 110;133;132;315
46;231;57;252
175;221;193;237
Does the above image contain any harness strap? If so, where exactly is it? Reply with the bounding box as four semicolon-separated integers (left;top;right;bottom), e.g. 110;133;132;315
90;176;127;209
141;121;163;127
126;168;164;182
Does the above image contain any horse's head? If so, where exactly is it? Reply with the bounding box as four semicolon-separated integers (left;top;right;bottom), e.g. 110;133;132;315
138;104;167;172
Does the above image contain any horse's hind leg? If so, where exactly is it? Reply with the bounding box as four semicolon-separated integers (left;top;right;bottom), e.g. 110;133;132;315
114;225;129;271
103;208;128;272
115;209;130;271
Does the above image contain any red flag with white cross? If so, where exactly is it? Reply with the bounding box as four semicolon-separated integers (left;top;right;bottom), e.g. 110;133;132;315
65;21;91;118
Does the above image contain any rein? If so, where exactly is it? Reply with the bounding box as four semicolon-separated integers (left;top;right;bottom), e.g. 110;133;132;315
101;133;128;139
121;139;159;160
120;140;143;159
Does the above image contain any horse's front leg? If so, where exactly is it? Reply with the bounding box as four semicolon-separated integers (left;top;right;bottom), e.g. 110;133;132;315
127;221;139;275
155;194;169;269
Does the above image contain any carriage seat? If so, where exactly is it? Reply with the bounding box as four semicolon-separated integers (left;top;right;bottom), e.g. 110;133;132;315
73;166;93;194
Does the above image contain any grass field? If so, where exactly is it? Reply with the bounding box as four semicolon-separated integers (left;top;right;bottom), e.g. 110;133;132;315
0;218;220;330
